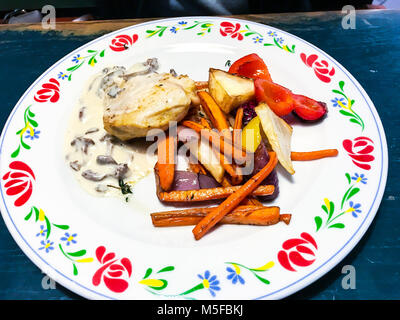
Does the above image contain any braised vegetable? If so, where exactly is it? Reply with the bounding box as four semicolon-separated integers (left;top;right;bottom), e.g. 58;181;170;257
228;53;272;81
292;94;328;121
291;149;338;161
208;68;255;114
255;103;295;175
192;151;278;240
198;90;231;139
151;205;291;227
157;135;176;191
171;171;200;191
181;120;248;164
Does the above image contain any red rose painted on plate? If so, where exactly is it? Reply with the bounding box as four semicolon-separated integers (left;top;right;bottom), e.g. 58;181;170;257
92;246;132;293
300;53;335;83
277;232;318;272
2;161;35;207
343;136;375;170
109;34;138;52
219;22;243;40
34;78;60;103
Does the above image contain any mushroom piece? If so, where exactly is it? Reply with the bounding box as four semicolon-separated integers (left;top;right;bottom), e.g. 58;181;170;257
81;170;107;182
113;163;129;180
96;155;118;165
70;137;95;154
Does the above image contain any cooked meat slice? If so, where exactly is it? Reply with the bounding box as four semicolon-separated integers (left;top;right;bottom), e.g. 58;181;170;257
103;72;197;141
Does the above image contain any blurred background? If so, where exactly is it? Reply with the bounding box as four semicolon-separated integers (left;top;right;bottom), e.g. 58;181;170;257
0;0;398;24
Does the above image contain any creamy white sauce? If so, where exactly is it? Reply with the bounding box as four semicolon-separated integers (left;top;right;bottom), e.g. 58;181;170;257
64;62;158;199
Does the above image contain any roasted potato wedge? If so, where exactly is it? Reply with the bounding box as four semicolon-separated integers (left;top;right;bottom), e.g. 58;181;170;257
208;68;255;114
255;103;295;175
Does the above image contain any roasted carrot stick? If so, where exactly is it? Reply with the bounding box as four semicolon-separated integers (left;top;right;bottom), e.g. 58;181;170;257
240;197;263;206
189;162;207;175
157;135;176;191
199;114;242;184
291;149;338;161
233;107;244;146
151;205;290;227
198;91;231;139
195;81;208;90
157;184;275;202
182;121;248;163
192;152;278;240
200;117;212;129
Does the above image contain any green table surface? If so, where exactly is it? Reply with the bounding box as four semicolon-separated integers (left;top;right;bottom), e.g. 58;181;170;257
0;10;399;300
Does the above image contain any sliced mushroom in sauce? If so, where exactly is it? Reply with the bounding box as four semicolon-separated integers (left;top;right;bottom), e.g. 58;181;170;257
96;155;118;165
81;170;108;182
113;163;129;180
70;137;95;154
69;160;82;171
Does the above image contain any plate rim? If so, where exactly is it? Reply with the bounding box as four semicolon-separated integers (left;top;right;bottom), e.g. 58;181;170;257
0;16;388;300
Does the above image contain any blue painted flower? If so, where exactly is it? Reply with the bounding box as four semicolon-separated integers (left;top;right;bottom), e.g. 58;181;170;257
170;26;179;33
351;173;367;184
24;129;40;140
331;97;347;107
253;36;263;44
58;71;68;80
178;21;187;26
60;232;77;246
347;201;362;218
198;270;220;297
39;240;54;253
72;54;82;64
267;31;277;37
36;225;47;237
226;266;245;285
276;37;284;44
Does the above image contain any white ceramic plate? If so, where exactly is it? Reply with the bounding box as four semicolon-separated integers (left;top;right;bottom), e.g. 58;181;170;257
0;17;388;300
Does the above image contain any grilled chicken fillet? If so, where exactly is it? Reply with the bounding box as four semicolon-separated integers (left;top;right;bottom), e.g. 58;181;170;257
103;72;197;141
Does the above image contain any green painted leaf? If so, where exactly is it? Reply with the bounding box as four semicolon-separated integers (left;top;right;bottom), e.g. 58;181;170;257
33;207;39;221
27;109;35;117
20;139;31;150
321;204;328;214
73;263;78;276
345;173;351;184
346;187;360;201
11;145;20;158
314;216;323;231
254;273;270;285
67;249;87;257
349;118;362;126
350;99;355;106
143;268;153;279
339;110;355;117
99;49;105;57
66;64;80;72
263;43;274;46
146;29;155;33
68;74;72;81
45;216;52;239
24;208;33;221
157;266;174;273
52;223;69;230
28;118;38;127
339;81;345;91
273;37;283;49
328;223;345;229
16;129;23;135
328;201;335;220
